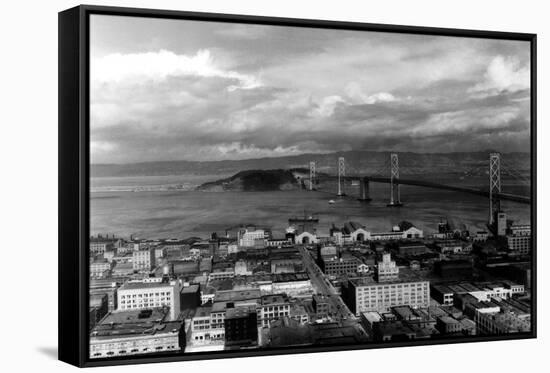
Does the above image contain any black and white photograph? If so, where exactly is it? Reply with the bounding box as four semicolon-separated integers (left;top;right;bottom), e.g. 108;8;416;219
85;10;534;362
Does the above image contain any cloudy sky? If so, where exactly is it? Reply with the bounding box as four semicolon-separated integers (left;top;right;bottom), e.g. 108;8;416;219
90;15;531;164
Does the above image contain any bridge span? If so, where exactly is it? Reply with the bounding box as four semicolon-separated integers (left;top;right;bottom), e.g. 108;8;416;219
315;175;530;205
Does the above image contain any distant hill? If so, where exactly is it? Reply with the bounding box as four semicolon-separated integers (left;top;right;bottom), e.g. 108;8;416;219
90;150;530;178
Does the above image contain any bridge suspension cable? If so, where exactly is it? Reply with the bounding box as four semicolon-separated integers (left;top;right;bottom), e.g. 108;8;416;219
500;159;531;186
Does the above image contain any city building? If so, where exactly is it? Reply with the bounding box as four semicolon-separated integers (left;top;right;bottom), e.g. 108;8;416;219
259;294;291;327
312;294;331;318
266;238;292;247
396;242;428;256
208;267;235;281
319;254;361;276
473;231;489;242
495;211;508;236
331;222;371;245
434;259;472;278
117;278;182;320
432;240;468;255
89;294;108;331
180;284;201;311
89;235;121;254
475;310;531;335
89;308;185;358
294;229;318;245
224;307;258;347
376;253;399;282
90;279;120;311
199;257;213;273
369;224;424;241
90;259;113;278
506;225;532;255
289;303;310;325
342;264;430;315
235;260;252;276
154;247;166;261
360;312;383;337
434;281;524;307
431;284;454;306
435;316;459;334
272;273;313;298
132;248;155;271
238;227;266;247
189;306;225;346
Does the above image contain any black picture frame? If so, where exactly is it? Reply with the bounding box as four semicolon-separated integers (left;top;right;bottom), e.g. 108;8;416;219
59;4;537;368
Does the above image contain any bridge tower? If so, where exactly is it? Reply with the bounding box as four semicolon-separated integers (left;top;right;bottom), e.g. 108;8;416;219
387;153;403;207
337;157;346;196
309;161;316;191
358;177;372;202
489;152;501;225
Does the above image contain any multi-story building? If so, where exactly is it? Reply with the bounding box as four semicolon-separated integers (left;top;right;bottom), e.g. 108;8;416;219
473;231;489;242
506;226;531;255
396;242;428;256
208;267;235;282
90;259;113;278
224;307;258;347
312;294;331;318
132;248;155;271
90;278;121;311
117;278;182;321
154;247;166;261
431;284;454;306
319;254;361;276
89;294;109;331
271;272;313;298
436;316;463;334
180;284;201;311
289;303;310;325
266;238;292;247
376;253;399;282
433;240;468;255
342;260;430;315
435;281;524;307
259;294;290;327
508;224;531;236
89;308;185;359
238;227;266;247
475;310;531;335
89;236;115;255
506;235;531;255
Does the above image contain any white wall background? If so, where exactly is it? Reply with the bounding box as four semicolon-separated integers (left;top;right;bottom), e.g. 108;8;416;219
0;0;546;371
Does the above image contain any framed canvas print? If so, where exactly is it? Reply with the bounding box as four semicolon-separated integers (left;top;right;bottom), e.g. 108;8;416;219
58;5;537;368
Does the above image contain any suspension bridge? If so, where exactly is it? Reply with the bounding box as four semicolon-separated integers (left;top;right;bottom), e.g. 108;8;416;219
306;152;530;222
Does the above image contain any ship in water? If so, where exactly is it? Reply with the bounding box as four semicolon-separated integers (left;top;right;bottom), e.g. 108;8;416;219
288;211;319;225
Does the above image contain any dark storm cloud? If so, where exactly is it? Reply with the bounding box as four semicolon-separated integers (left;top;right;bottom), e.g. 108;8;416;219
89;15;531;164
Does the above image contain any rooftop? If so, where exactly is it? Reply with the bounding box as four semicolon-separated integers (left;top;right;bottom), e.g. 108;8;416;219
119;280;174;291
350;267;427;286
226;307;255;319
91;308;185;340
438;316;459;325
194;306;212;318
215;289;261;303
261;294;289;305
181;284;200;294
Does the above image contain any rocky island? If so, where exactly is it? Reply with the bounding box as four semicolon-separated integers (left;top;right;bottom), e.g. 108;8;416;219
196;169;309;192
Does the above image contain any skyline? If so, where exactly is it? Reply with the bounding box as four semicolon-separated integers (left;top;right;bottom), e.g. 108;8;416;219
90;15;531;164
